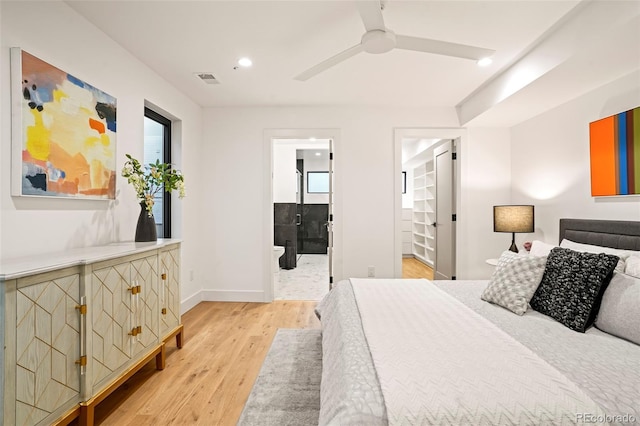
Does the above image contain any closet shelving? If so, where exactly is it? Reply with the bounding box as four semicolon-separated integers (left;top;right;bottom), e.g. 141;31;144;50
412;159;435;267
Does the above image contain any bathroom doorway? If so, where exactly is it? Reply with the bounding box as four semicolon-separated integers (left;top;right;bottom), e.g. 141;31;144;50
271;137;333;300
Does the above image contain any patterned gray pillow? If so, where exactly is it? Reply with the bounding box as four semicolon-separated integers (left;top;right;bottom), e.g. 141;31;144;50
530;247;619;332
481;251;547;315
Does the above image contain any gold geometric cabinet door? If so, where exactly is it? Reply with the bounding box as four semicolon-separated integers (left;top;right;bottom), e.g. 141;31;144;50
15;274;81;426
90;262;133;390
160;248;181;337
130;255;160;356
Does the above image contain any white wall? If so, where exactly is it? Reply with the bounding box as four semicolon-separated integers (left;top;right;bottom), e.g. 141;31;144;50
201;106;512;300
2;2;637;309
203;107;454;300
0;1;205;311
458;128;512;279
511;71;640;244
401;167;414;208
401;165;413;256
272;144;297;203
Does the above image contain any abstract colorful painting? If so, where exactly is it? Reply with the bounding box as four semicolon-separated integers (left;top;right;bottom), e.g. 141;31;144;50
589;106;640;196
11;48;116;199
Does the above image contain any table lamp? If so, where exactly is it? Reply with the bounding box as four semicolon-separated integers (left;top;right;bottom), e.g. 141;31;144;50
493;205;534;252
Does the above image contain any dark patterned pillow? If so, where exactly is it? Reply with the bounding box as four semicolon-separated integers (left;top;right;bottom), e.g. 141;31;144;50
530;247;619;332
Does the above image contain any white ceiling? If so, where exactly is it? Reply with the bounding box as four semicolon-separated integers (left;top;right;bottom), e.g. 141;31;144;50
66;1;639;126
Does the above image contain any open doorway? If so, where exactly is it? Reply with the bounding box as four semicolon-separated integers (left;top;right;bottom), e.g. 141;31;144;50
271;138;333;300
401;137;439;279
395;129;462;280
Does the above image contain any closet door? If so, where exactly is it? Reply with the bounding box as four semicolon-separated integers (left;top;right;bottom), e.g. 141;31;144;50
434;140;456;280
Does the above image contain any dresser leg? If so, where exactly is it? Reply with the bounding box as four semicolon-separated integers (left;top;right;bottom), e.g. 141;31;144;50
156;343;166;370
176;324;184;348
80;404;94;426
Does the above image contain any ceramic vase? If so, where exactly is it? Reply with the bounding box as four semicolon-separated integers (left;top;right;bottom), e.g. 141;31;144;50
135;201;157;242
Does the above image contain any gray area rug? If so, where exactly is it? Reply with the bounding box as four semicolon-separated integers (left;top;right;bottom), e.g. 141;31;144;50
238;329;322;426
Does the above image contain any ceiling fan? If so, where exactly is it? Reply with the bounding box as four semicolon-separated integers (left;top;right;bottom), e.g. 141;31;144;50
294;0;495;81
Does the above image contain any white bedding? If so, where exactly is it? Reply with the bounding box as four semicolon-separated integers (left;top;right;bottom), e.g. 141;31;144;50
316;279;640;426
439;280;640;424
352;278;606;425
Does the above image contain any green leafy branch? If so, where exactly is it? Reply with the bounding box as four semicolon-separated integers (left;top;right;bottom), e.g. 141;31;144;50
121;154;186;215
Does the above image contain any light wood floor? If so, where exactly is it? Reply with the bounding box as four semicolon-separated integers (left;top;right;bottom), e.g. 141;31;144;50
402;257;434;279
72;301;320;426
72;260;430;425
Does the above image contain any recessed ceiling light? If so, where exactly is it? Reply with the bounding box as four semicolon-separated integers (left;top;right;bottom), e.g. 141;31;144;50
315;152;321;156
238;57;253;68
477;57;493;67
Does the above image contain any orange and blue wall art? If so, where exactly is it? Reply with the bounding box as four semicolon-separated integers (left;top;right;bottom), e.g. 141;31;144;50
589;106;640;196
12;49;116;199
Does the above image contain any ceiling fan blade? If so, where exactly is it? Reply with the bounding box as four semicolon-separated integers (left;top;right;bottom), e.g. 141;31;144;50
395;35;495;61
294;44;364;81
356;0;386;32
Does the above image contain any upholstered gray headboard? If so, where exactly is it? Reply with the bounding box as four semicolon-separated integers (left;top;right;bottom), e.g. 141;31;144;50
559;218;640;250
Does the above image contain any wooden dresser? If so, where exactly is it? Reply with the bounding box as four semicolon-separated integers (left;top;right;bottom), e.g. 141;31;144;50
0;240;183;426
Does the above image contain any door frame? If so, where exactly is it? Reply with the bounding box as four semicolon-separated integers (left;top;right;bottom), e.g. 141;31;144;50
263;129;341;302
393;128;465;278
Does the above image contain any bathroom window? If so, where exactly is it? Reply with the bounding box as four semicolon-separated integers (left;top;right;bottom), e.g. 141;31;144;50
307;171;330;193
144;107;172;237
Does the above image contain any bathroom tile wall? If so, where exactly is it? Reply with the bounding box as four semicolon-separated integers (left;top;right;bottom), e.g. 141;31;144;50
274;203;297;269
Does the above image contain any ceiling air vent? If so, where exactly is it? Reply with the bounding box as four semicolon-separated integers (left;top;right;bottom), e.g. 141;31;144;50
195;73;220;85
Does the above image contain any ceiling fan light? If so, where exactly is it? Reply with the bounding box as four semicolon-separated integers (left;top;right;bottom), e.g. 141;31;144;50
362;30;396;54
477;57;493;67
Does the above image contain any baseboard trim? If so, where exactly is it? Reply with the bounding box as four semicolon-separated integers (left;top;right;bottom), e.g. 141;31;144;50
201;289;266;303
181;290;203;314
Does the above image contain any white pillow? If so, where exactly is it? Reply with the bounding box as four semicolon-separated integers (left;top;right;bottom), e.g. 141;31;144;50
626;256;640;278
560;239;637;274
481;250;547;315
595;272;640;345
529;240;557;257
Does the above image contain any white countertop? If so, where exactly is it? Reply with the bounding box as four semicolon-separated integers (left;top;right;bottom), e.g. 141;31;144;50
0;239;181;280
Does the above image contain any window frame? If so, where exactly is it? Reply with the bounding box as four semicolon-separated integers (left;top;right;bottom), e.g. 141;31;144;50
307;171;330;194
144;107;172;238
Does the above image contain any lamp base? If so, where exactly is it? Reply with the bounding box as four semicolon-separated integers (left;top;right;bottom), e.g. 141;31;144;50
508;232;519;253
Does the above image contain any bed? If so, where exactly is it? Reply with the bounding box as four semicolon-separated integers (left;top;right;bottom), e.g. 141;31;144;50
316;219;640;425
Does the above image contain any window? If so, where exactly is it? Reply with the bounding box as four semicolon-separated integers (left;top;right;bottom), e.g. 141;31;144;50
307;171;329;193
144;108;172;238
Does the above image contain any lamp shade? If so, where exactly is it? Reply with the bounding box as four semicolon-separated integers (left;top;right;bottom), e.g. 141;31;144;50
493;205;534;233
